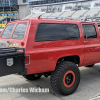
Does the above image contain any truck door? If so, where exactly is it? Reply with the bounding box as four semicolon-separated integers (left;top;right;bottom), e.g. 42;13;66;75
81;23;100;65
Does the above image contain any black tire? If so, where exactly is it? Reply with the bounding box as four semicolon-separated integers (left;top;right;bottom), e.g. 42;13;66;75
23;74;41;81
85;64;94;67
50;61;80;96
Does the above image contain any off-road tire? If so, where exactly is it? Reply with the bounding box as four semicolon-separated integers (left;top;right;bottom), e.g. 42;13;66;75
50;61;80;96
23;74;41;81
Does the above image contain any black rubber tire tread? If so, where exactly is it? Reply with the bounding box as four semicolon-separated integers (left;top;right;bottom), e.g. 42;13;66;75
50;61;80;96
85;64;94;67
23;74;41;81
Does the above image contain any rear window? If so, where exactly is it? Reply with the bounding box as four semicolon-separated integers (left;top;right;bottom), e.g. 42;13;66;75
1;24;15;39
35;23;80;41
82;24;97;39
12;23;27;39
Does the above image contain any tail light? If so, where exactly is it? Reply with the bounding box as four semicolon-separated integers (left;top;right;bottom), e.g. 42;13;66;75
21;42;25;46
25;55;30;65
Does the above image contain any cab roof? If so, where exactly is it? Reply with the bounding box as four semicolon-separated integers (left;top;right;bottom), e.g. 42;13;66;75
8;18;98;25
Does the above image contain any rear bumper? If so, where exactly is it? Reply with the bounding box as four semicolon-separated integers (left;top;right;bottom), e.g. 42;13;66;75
0;47;26;77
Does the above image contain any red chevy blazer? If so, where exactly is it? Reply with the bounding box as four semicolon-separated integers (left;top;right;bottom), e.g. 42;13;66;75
0;18;100;95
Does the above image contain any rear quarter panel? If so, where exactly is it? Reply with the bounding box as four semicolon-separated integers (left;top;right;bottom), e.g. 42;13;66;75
25;19;85;74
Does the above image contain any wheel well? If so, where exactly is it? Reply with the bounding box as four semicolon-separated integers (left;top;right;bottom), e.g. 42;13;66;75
57;55;80;65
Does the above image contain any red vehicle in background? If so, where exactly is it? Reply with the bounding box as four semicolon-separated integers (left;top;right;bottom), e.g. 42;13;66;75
0;17;100;95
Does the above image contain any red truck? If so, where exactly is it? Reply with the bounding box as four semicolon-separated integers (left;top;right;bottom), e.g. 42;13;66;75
0;17;100;95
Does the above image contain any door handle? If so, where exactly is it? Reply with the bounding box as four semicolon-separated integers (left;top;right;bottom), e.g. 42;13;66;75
83;41;89;43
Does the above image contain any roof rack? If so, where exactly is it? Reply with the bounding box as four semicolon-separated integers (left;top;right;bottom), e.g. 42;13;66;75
85;17;100;22
38;15;87;21
38;15;100;22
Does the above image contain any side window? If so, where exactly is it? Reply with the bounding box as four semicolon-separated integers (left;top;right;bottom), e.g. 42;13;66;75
12;23;27;39
82;24;97;39
35;23;80;41
1;24;15;39
98;25;100;33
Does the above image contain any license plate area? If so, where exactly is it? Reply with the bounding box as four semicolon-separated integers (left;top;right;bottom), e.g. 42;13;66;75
7;58;14;67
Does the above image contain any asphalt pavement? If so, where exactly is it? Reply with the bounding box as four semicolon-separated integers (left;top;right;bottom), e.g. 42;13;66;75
0;64;100;100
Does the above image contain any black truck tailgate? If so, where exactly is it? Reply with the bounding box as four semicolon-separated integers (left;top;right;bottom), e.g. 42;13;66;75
0;47;25;77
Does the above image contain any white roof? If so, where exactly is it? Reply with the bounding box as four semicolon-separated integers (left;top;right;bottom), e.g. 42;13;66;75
60;11;75;17
49;12;64;18
24;14;34;19
95;13;100;18
71;10;88;18
83;8;100;17
31;13;45;18
41;13;53;18
25;13;45;19
23;8;100;22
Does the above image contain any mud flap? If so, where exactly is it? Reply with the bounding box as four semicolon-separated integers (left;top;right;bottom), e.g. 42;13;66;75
0;47;25;77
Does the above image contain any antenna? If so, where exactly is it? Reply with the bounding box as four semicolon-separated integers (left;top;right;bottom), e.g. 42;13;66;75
38;15;42;19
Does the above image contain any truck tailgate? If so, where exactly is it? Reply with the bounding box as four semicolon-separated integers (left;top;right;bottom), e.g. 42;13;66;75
0;47;25;77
